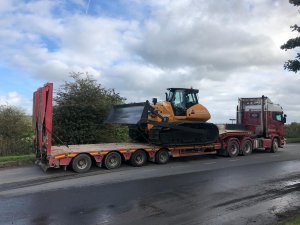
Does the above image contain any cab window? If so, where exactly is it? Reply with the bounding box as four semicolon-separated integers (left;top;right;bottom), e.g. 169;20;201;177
186;93;197;104
272;112;283;122
170;90;186;116
172;90;184;106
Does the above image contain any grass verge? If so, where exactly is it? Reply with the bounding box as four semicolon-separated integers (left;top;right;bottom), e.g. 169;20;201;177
0;154;35;162
286;137;300;143
285;217;300;225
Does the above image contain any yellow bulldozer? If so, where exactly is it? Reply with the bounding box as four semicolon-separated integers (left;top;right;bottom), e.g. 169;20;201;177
106;88;219;146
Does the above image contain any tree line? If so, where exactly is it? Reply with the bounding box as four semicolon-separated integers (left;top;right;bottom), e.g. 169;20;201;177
0;106;33;156
281;0;300;73
285;122;300;138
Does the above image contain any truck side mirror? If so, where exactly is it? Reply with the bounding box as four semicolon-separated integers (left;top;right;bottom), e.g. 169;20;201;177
165;92;168;101
282;114;287;123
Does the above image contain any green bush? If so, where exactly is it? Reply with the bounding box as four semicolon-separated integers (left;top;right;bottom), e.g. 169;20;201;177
285;122;300;138
52;73;129;145
0;106;33;156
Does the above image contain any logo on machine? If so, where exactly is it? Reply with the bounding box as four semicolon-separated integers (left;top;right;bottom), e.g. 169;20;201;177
191;110;207;114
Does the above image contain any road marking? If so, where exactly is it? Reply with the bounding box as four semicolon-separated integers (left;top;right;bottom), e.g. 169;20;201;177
144;169;157;171
270;155;280;157
229;159;239;162
203;162;217;165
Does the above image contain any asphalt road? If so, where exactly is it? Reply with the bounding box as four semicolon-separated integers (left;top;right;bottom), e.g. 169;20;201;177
0;144;300;225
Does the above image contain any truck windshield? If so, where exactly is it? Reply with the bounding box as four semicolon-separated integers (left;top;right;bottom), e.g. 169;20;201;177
272;112;284;123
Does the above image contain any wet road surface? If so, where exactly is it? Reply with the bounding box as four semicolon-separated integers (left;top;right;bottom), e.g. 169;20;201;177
0;144;300;225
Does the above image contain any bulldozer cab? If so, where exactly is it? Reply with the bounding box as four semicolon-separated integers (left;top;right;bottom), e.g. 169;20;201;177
167;88;199;116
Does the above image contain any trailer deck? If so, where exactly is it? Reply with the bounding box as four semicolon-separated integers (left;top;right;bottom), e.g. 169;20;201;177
41;142;221;172
51;143;155;156
50;142;221;160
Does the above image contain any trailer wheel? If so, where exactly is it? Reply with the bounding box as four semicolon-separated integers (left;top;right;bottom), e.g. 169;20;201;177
104;152;122;169
72;154;92;173
227;139;240;157
130;150;147;167
155;149;169;164
270;138;279;153
241;139;253;156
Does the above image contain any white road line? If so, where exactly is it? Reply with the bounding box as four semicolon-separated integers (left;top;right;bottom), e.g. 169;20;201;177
203;162;217;165
229;159;239;162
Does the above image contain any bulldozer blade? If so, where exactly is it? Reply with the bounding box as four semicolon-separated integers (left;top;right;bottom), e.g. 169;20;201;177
105;102;149;125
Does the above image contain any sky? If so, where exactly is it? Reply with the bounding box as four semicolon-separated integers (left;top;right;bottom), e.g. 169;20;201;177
0;0;299;123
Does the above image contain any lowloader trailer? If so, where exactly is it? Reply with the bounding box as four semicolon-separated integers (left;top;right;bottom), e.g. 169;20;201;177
33;83;286;173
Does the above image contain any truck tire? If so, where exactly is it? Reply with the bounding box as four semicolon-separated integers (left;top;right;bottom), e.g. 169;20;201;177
155;149;169;164
227;139;240;157
72;154;92;173
241;139;253;156
104;152;122;169
270;138;279;153
130;150;147;167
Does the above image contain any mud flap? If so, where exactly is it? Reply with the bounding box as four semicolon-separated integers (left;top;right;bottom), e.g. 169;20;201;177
35;160;49;172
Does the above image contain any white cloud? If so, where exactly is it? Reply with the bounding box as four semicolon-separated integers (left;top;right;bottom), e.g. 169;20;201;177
0;3;140;81
0;0;14;13
0;92;31;114
0;92;21;105
131;0;287;73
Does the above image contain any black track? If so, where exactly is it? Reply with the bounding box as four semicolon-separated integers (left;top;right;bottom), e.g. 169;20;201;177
128;125;148;142
148;122;219;146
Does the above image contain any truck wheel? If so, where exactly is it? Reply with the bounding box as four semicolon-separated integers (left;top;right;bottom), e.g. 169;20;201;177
104;152;122;169
130;150;147;167
72;154;92;173
241;139;253;156
155;149;169;164
270;138;279;153
227;139;240;157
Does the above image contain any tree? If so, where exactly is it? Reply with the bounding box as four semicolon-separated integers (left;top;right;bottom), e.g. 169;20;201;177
52;73;128;145
281;0;300;73
0;106;33;155
285;122;300;138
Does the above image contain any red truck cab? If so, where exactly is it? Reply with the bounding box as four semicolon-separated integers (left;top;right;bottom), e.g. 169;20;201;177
237;96;286;151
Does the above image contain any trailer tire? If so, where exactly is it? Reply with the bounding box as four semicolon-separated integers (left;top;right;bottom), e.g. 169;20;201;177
270;138;279;153
104;152;122;169
155;149;169;164
130;150;147;167
72;154;92;173
227;139;240;157
241;139;253;156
